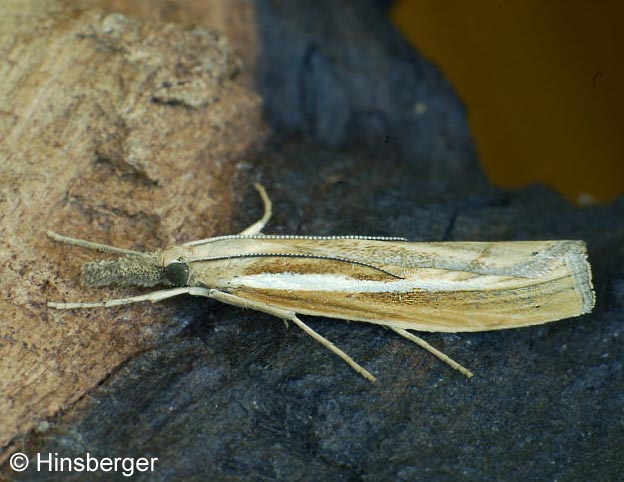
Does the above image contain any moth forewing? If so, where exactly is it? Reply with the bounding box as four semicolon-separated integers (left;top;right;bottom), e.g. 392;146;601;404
47;184;595;382
182;237;594;332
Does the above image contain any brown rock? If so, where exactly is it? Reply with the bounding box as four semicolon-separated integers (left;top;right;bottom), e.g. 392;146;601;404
0;2;267;453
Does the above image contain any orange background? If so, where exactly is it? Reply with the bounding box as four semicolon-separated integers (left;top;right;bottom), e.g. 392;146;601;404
391;0;623;204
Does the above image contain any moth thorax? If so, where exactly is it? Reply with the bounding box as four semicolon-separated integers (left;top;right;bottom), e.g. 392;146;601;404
81;253;164;287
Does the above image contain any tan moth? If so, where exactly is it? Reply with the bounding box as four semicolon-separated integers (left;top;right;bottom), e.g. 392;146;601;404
48;184;595;382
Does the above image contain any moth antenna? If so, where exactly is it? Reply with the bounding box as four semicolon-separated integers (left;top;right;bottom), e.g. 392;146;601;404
47;230;142;256
186;234;408;246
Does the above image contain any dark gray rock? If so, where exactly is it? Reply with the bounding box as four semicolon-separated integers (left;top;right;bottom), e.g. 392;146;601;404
254;0;484;190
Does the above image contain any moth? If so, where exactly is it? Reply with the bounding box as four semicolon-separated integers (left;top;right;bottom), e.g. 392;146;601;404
48;184;595;382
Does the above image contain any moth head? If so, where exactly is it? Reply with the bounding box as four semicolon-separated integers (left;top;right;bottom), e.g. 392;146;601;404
163;260;190;286
81;252;168;288
48;231;196;288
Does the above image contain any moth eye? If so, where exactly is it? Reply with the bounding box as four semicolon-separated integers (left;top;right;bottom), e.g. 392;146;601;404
164;261;190;286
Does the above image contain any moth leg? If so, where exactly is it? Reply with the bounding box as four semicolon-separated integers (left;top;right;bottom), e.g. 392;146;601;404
47;230;141;256
181;183;273;247
238;183;272;235
202;289;376;382
390;327;474;378
48;287;207;309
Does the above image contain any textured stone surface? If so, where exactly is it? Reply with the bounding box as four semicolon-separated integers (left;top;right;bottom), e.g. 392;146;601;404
0;0;266;457
2;1;623;481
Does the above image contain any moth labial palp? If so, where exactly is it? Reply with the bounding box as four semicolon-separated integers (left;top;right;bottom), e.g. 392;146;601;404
47;183;595;382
